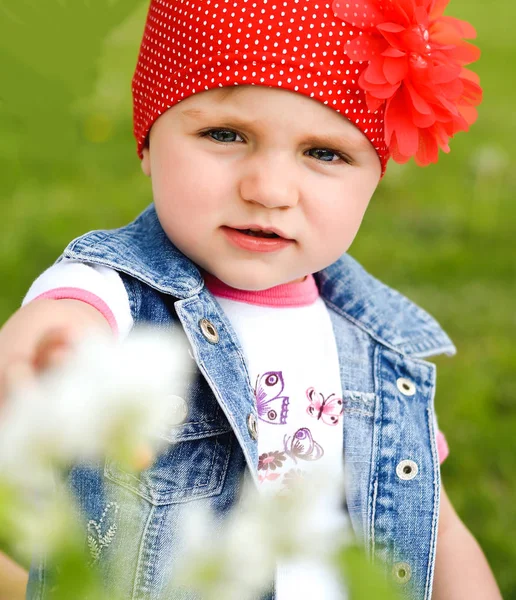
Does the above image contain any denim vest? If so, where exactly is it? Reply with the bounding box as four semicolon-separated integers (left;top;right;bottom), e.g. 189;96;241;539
27;205;455;600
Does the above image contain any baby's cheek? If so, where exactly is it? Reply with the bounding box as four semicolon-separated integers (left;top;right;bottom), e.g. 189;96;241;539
314;205;365;252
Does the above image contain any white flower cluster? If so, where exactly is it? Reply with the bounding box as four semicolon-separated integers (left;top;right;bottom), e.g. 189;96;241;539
0;328;354;600
0;328;191;488
171;468;350;600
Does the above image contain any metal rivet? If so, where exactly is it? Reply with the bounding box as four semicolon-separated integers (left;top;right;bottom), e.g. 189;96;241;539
392;561;412;584
396;377;416;396
396;459;419;481
247;413;258;441
167;395;188;425
199;318;219;343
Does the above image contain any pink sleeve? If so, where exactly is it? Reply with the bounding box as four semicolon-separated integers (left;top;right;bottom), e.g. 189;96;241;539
436;430;449;464
34;287;119;336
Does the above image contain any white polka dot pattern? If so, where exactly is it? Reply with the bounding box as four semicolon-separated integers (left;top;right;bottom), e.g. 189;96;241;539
132;0;389;171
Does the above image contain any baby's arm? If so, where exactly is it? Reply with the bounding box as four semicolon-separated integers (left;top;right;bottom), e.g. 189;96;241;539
432;484;502;599
0;298;111;599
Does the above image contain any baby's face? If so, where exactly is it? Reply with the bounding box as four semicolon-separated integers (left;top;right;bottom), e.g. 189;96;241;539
142;86;381;290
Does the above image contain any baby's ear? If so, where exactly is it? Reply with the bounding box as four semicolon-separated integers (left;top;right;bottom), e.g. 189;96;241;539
141;147;151;177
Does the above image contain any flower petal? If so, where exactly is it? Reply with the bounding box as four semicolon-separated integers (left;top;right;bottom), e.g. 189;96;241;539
387;0;413;27
415;128;441;166
458;104;478;126
412;110;435;129
430;62;462;84
365;92;385;113
439;15;478;40
385;90;420;156
362;59;388;85
364;79;400;99
405;85;434;119
460;73;483;105
377;22;406;33
378;28;408;51
431;77;463;103
444;40;481;65
461;67;481;86
389;133;412;164
382;56;409;85
429;0;451;21
381;47;406;58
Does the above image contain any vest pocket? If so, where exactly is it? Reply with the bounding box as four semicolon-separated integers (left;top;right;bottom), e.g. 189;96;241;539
104;426;233;505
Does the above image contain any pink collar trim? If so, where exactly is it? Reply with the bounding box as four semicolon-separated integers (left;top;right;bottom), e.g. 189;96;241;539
202;271;319;307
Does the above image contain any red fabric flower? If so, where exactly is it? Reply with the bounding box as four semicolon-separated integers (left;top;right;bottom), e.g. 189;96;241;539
333;0;483;166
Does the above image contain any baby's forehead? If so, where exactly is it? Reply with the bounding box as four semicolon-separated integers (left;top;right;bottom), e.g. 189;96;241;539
171;84;353;126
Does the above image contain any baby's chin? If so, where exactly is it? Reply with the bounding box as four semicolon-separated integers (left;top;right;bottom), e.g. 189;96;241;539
202;266;308;291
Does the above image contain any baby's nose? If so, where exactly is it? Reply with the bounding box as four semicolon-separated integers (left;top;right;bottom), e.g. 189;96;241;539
239;155;299;209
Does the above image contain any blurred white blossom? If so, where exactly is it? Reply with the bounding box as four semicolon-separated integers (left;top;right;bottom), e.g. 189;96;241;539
0;328;360;600
0;327;191;487
171;468;350;600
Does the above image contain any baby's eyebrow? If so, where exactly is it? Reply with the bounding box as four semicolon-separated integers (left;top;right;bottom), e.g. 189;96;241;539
180;108;208;120
301;133;371;153
180;107;259;127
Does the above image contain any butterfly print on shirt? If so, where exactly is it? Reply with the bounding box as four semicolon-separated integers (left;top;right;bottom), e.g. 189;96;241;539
255;371;289;424
306;387;343;426
284;427;324;463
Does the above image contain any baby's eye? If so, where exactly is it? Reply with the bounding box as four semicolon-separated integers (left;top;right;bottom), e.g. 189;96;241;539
203;128;244;143
307;148;350;164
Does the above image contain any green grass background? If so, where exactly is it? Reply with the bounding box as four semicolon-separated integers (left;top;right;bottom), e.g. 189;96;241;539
0;1;514;596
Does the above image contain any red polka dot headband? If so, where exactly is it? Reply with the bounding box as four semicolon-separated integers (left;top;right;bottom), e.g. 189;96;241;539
132;0;482;173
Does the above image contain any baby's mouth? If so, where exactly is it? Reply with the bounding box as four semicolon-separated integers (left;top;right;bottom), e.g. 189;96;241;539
228;224;293;239
238;228;280;239
222;226;294;252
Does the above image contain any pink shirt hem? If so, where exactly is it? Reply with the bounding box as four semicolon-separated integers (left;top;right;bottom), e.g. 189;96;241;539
33;288;119;336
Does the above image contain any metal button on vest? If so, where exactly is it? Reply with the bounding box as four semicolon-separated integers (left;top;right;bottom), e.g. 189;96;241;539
396;377;416;396
392;562;412;584
167;395;188;425
199;318;219;344
396;459;419;481
247;413;258;441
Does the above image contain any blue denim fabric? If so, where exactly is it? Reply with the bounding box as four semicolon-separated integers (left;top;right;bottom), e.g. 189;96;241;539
27;204;456;600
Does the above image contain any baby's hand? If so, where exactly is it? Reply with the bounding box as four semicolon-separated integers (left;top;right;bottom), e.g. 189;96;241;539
1;327;73;398
0;299;112;406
